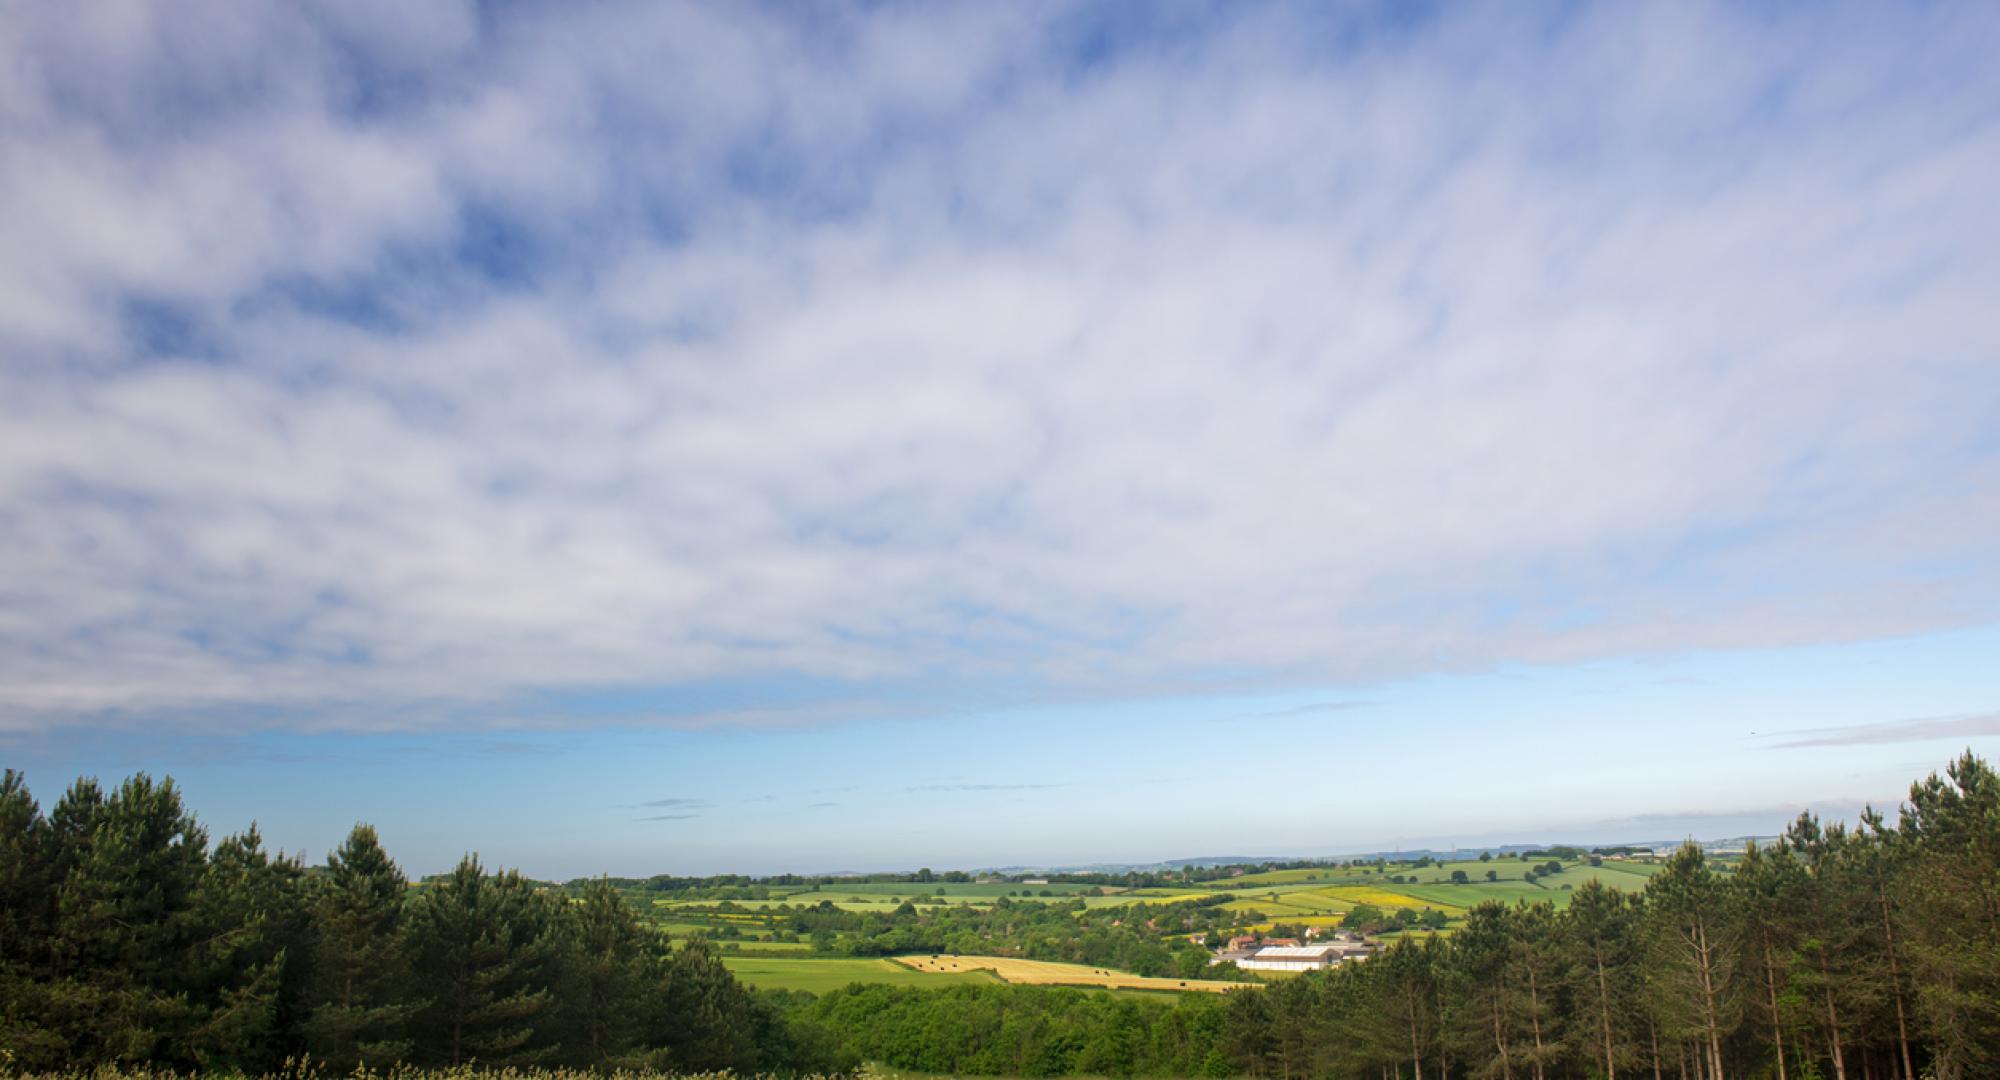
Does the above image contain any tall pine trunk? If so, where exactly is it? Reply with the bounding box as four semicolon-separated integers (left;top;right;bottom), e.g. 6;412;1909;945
1527;965;1548;1080
1596;948;1619;1080
1692;919;1726;1080
1406;985;1425;1080
1873;882;1914;1080
1764;947;1788;1080
1821;977;1846;1080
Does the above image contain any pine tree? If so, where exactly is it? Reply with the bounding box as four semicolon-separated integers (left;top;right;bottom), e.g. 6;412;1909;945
11;777;110;1069
0;770;50;959
405;855;556;1066
1565;879;1641;1080
553;877;651;1066
1641;843;1739;1080
1784;812;1865;1080
645;935;760;1073
0;770;64;1067
1268;974;1321;1079
1220;976;1278;1075
1896;751;2000;1079
47;774;211;1065
1448;902;1524;1078
1507;903;1565;1080
187;826;311;1071
1731;839;1809;1080
1374;934;1442;1080
301;824;420;1067
1847;811;1920;1079
42;776;103;904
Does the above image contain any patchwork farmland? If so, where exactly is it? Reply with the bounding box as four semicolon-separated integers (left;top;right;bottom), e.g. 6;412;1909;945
581;850;1687;997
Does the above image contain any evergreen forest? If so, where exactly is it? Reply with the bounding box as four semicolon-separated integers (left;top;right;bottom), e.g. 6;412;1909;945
0;751;1995;1079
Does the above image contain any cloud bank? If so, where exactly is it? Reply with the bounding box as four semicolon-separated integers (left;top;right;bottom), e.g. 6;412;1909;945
1;2;1997;733
1766;712;2000;749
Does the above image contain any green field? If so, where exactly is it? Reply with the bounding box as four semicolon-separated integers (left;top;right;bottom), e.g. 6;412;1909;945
807;881;1098;898
724;940;816;953
662;897;918;913
1391;881;1556;908
720;956;1000;992
1220;892;1357;917
1079;890;1217;908
1574;860;1667;881
1221;867;1359;887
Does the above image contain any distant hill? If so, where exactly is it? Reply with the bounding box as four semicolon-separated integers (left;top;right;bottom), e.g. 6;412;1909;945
964;837;1785;877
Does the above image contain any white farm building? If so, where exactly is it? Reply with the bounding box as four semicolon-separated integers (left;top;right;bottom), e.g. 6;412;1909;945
1221;934;1379;972
1236;945;1343;971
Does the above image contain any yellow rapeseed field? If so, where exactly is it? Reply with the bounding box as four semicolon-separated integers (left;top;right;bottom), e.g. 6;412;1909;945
1315;885;1448;911
892;955;1248;994
1244;915;1350;931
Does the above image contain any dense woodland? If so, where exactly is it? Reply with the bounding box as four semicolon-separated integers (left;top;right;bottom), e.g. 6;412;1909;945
1;751;1995;1078
0;772;792;1074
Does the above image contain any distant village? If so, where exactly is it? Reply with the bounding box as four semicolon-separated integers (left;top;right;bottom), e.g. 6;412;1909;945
1207;927;1380;971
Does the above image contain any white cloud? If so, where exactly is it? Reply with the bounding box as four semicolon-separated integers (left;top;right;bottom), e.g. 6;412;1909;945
1766;712;2000;750
1;2;1997;732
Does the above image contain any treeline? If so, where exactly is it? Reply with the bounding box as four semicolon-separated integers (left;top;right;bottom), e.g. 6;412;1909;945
0;772;806;1073
803;984;1233;1078
3;752;1996;1078
1221;750;2000;1080
597;868;1046;897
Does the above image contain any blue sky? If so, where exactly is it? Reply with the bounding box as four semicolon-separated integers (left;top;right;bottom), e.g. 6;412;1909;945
1;1;1998;878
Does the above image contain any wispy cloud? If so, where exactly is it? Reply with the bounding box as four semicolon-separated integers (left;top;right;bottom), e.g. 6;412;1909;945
634;813;699;822
394;741;565;760
1231;700;1379;722
906;783;1066;793
807;801;839;809
1;3;1996;735
1553;798;1899;843
1764;712;2000;749
637;797;712;809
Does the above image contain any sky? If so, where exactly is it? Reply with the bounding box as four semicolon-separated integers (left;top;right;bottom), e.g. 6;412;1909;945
2;1;1998;879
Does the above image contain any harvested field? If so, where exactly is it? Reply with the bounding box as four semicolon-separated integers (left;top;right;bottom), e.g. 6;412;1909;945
892;954;1249;994
721;956;994;992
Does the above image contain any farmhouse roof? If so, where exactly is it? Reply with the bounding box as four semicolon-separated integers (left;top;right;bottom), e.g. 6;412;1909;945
1252;945;1342;959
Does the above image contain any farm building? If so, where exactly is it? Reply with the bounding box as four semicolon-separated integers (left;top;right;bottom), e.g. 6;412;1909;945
1220;931;1378;971
1235;945;1346;971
